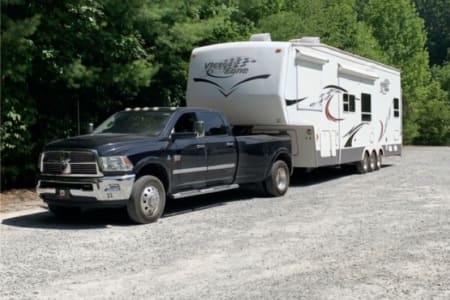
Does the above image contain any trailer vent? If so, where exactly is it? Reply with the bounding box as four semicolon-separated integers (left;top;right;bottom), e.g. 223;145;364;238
291;37;321;44
250;33;271;42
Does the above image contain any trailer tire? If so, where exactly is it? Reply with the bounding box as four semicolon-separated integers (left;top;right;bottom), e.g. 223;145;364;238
376;150;383;170
264;160;290;197
127;175;166;224
48;205;81;219
356;151;370;174
369;151;377;171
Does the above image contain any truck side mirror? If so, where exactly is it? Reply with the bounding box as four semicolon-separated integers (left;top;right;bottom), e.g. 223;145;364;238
194;121;205;137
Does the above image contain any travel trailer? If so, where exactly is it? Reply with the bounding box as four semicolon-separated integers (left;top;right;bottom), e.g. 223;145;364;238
186;34;402;173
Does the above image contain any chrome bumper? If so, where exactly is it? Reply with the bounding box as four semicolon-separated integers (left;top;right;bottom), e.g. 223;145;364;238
37;174;135;202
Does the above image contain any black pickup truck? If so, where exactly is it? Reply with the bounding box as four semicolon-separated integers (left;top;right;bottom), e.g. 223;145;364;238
37;107;291;223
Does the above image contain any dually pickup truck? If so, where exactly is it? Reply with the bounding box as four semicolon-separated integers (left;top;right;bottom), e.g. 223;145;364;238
37;107;292;223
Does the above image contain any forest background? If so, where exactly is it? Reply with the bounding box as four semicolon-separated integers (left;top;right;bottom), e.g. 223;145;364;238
1;0;449;189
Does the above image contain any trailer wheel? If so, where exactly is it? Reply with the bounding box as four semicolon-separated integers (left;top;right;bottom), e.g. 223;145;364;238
369;151;377;171
356;151;370;174
48;205;81;219
264;160;290;197
127;175;166;224
376;150;383;170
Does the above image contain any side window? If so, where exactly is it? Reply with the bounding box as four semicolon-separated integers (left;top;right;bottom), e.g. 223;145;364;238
343;93;355;113
174;113;197;133
393;98;400;118
361;93;372;122
197;112;228;136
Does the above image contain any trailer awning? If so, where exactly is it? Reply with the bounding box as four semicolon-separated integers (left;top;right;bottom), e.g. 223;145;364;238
296;48;329;65
338;63;379;81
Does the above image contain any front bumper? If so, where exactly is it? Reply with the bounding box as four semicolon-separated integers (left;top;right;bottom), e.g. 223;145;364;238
37;174;135;207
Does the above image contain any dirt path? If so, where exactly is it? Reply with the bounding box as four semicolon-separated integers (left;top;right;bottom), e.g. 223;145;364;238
0;189;45;213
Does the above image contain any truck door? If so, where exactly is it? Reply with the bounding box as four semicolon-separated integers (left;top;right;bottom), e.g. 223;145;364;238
197;112;237;186
170;112;207;190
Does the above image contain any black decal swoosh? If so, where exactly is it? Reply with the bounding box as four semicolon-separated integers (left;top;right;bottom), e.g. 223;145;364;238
285;97;308;106
344;122;367;147
194;74;271;98
324;85;348;92
193;78;225;90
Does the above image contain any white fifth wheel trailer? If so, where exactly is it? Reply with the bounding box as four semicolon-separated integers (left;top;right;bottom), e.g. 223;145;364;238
186;34;402;173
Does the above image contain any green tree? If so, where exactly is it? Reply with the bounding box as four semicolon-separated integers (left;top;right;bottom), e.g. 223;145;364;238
1;0;40;188
258;0;386;62
362;0;448;144
414;0;450;65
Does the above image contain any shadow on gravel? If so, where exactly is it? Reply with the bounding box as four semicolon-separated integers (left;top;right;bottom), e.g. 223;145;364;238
2;165;393;229
1;188;260;230
290;164;393;186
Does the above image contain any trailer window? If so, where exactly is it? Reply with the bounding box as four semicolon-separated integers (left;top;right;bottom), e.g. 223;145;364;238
361;93;372;121
393;98;400;118
343;93;355;112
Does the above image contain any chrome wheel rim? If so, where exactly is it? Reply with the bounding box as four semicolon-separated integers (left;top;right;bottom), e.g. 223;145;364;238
276;167;288;191
140;186;160;217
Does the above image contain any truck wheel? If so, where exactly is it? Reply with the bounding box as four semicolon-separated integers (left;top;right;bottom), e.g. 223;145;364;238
48;205;81;219
264;160;290;197
127;175;166;224
356;151;370;174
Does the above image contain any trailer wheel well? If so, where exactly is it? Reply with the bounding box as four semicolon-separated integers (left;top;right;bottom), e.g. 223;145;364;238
136;164;169;192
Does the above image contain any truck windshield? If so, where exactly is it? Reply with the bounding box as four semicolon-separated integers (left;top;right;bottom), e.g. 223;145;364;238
92;110;173;136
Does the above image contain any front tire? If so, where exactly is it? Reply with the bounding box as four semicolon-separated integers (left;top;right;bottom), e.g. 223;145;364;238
264;160;290;197
127;175;166;224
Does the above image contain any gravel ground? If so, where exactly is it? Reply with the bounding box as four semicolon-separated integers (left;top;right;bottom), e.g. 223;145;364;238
1;146;449;299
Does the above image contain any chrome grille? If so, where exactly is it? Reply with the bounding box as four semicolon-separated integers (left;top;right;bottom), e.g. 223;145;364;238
42;151;100;176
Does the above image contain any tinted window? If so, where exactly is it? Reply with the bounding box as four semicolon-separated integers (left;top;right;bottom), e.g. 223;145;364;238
198;112;228;136
174;113;197;133
393;98;400;118
361;93;372;121
343;93;355;113
93;111;172;135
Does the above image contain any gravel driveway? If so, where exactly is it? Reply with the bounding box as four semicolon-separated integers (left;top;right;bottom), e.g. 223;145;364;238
1;146;449;299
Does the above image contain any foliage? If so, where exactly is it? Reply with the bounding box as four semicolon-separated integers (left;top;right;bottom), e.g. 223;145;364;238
362;0;448;144
1;1;40;187
1;0;449;189
414;0;450;65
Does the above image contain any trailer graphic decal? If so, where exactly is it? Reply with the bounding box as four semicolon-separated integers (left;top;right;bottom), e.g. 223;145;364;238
344;123;367;147
194;74;271;97
194;56;271;97
285;97;308;106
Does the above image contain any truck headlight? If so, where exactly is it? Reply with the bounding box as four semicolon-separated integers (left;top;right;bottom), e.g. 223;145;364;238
100;156;133;172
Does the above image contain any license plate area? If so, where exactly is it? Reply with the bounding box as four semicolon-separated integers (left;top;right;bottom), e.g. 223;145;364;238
56;189;70;199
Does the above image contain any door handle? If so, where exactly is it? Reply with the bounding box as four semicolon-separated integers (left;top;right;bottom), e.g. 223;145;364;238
196;144;205;149
226;142;235;147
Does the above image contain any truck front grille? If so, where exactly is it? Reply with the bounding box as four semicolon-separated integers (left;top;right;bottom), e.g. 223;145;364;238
42;150;100;176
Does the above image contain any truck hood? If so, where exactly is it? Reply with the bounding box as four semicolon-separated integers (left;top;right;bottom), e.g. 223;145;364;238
44;134;164;156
